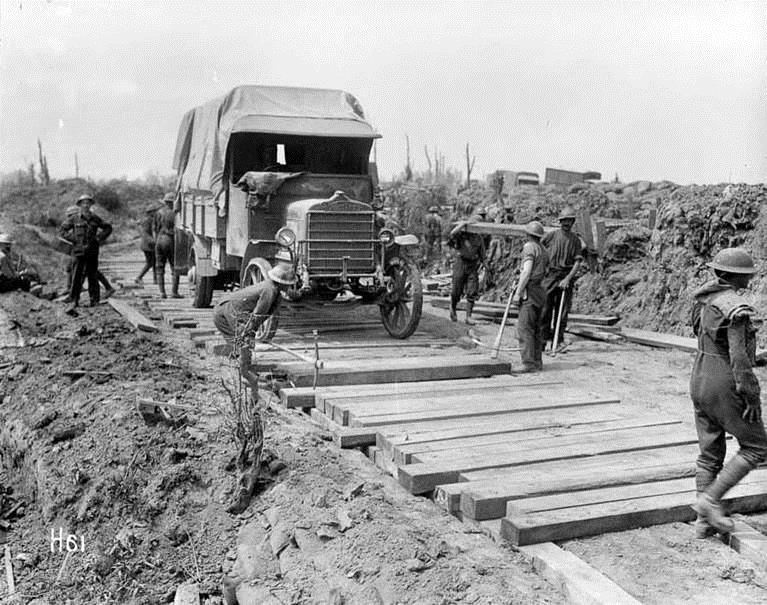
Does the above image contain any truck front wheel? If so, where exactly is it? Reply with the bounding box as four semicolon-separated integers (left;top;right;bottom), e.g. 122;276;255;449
380;258;423;339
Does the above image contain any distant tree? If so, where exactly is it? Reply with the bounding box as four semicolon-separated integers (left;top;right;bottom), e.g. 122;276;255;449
465;143;476;188
37;139;50;186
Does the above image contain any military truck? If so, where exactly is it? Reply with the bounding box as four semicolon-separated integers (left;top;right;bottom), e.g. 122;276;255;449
171;85;422;340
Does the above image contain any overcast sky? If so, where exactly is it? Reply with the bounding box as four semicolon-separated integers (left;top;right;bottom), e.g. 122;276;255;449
1;0;765;184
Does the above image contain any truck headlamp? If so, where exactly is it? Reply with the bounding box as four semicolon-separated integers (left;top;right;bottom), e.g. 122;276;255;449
275;227;296;247
379;229;395;247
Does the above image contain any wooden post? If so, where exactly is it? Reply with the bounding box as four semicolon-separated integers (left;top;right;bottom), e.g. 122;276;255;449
595;220;607;255
575;210;595;251
648;208;657;231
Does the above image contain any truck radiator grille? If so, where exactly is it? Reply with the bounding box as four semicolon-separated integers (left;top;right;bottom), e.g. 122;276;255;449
306;211;376;273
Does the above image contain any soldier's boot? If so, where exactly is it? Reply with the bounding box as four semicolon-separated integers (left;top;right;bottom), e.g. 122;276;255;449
170;273;183;298
694;468;717;538
449;306;458;322
464;301;476;325
695;455;753;534
157;269;167;299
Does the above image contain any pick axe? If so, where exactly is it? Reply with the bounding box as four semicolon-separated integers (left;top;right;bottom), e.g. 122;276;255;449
491;284;517;360
551;289;567;357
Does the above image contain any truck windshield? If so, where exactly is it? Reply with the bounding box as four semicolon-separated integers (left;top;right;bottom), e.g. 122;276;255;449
228;133;372;182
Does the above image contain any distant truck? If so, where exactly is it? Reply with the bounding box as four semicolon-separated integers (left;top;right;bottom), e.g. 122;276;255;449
171;85;423;340
544;168;602;186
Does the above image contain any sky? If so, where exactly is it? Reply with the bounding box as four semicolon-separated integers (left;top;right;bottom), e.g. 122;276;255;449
1;0;765;184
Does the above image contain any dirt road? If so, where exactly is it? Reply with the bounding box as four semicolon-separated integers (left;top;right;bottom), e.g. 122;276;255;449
3;243;767;604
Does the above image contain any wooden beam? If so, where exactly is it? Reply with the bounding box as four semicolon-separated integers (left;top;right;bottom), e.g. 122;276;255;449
503;478;767;545
396;416;679;466
331;382;565;425
428;298;619;326
353;396;620;429
443;443;703;518
398;423;691;494
521;543;641;605
107;299;159;333
464;222;556;238
280;355;511;388
723;521;767;570
620;328;697;352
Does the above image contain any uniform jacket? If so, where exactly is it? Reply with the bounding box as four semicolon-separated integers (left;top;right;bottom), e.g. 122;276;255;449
154;206;175;239
60;212;112;256
216;281;281;332
139;214;155;251
541;229;585;281
448;230;485;262
520;240;549;307
690;279;759;407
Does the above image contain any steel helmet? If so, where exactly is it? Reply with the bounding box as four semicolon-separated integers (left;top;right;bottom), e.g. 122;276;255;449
274;248;292;263
525;221;544;238
66;205;79;216
707;248;757;274
267;263;297;285
428;206;439;213
163;193;175;204
558;206;577;221
477;207;488;217
76;194;94;205
0;233;12;245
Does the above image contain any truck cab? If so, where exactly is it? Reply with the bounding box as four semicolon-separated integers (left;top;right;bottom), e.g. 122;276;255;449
173;86;422;340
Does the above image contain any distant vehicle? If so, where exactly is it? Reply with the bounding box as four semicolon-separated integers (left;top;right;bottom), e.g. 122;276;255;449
489;170;540;191
171;85;422;340
544;168;602;186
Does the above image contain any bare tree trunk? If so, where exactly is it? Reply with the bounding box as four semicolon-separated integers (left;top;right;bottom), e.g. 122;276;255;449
74;153;79;179
37;139;50;186
424;146;432;181
465;143;476;189
405;135;412;181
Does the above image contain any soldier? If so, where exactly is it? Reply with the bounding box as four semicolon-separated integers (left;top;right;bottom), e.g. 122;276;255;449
511;221;549;373
690;248;767;535
61;205;115;300
0;233;32;293
154;193;181;298
135;206;158;284
424;205;443;262
447;214;486;325
540;206;585;350
213;263;296;343
60;194;112;313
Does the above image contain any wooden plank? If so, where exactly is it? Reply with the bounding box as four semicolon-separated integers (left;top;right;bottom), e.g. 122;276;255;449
332;382;567;425
107;299;159;333
521;543;642;605
509;469;767;516
464;221;556;238
565;325;623;343
380;403;636;462
314;375;546;412
620;328;697;352
575;209;595;250
427;298;619;326
334;427;377;448
724;521;767;571
595;219;607;254
396;416;680;466
503;479;767;545
399;423;693;494
352;396;620;428
281;355;511;388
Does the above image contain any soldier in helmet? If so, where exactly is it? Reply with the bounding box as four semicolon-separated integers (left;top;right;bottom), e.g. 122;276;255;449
424;205;443;262
154;193;181;298
135;205;158;284
511;221;549;372
0;233;33;293
213;262;296;343
59;194;112;313
690;248;767;536
540;206;585;350
61;205;115;301
447;214;487;324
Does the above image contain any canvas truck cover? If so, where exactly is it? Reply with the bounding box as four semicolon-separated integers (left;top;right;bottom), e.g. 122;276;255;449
172;85;380;196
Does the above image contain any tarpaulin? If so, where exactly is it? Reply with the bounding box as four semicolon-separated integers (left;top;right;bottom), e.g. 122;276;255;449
172;86;379;199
